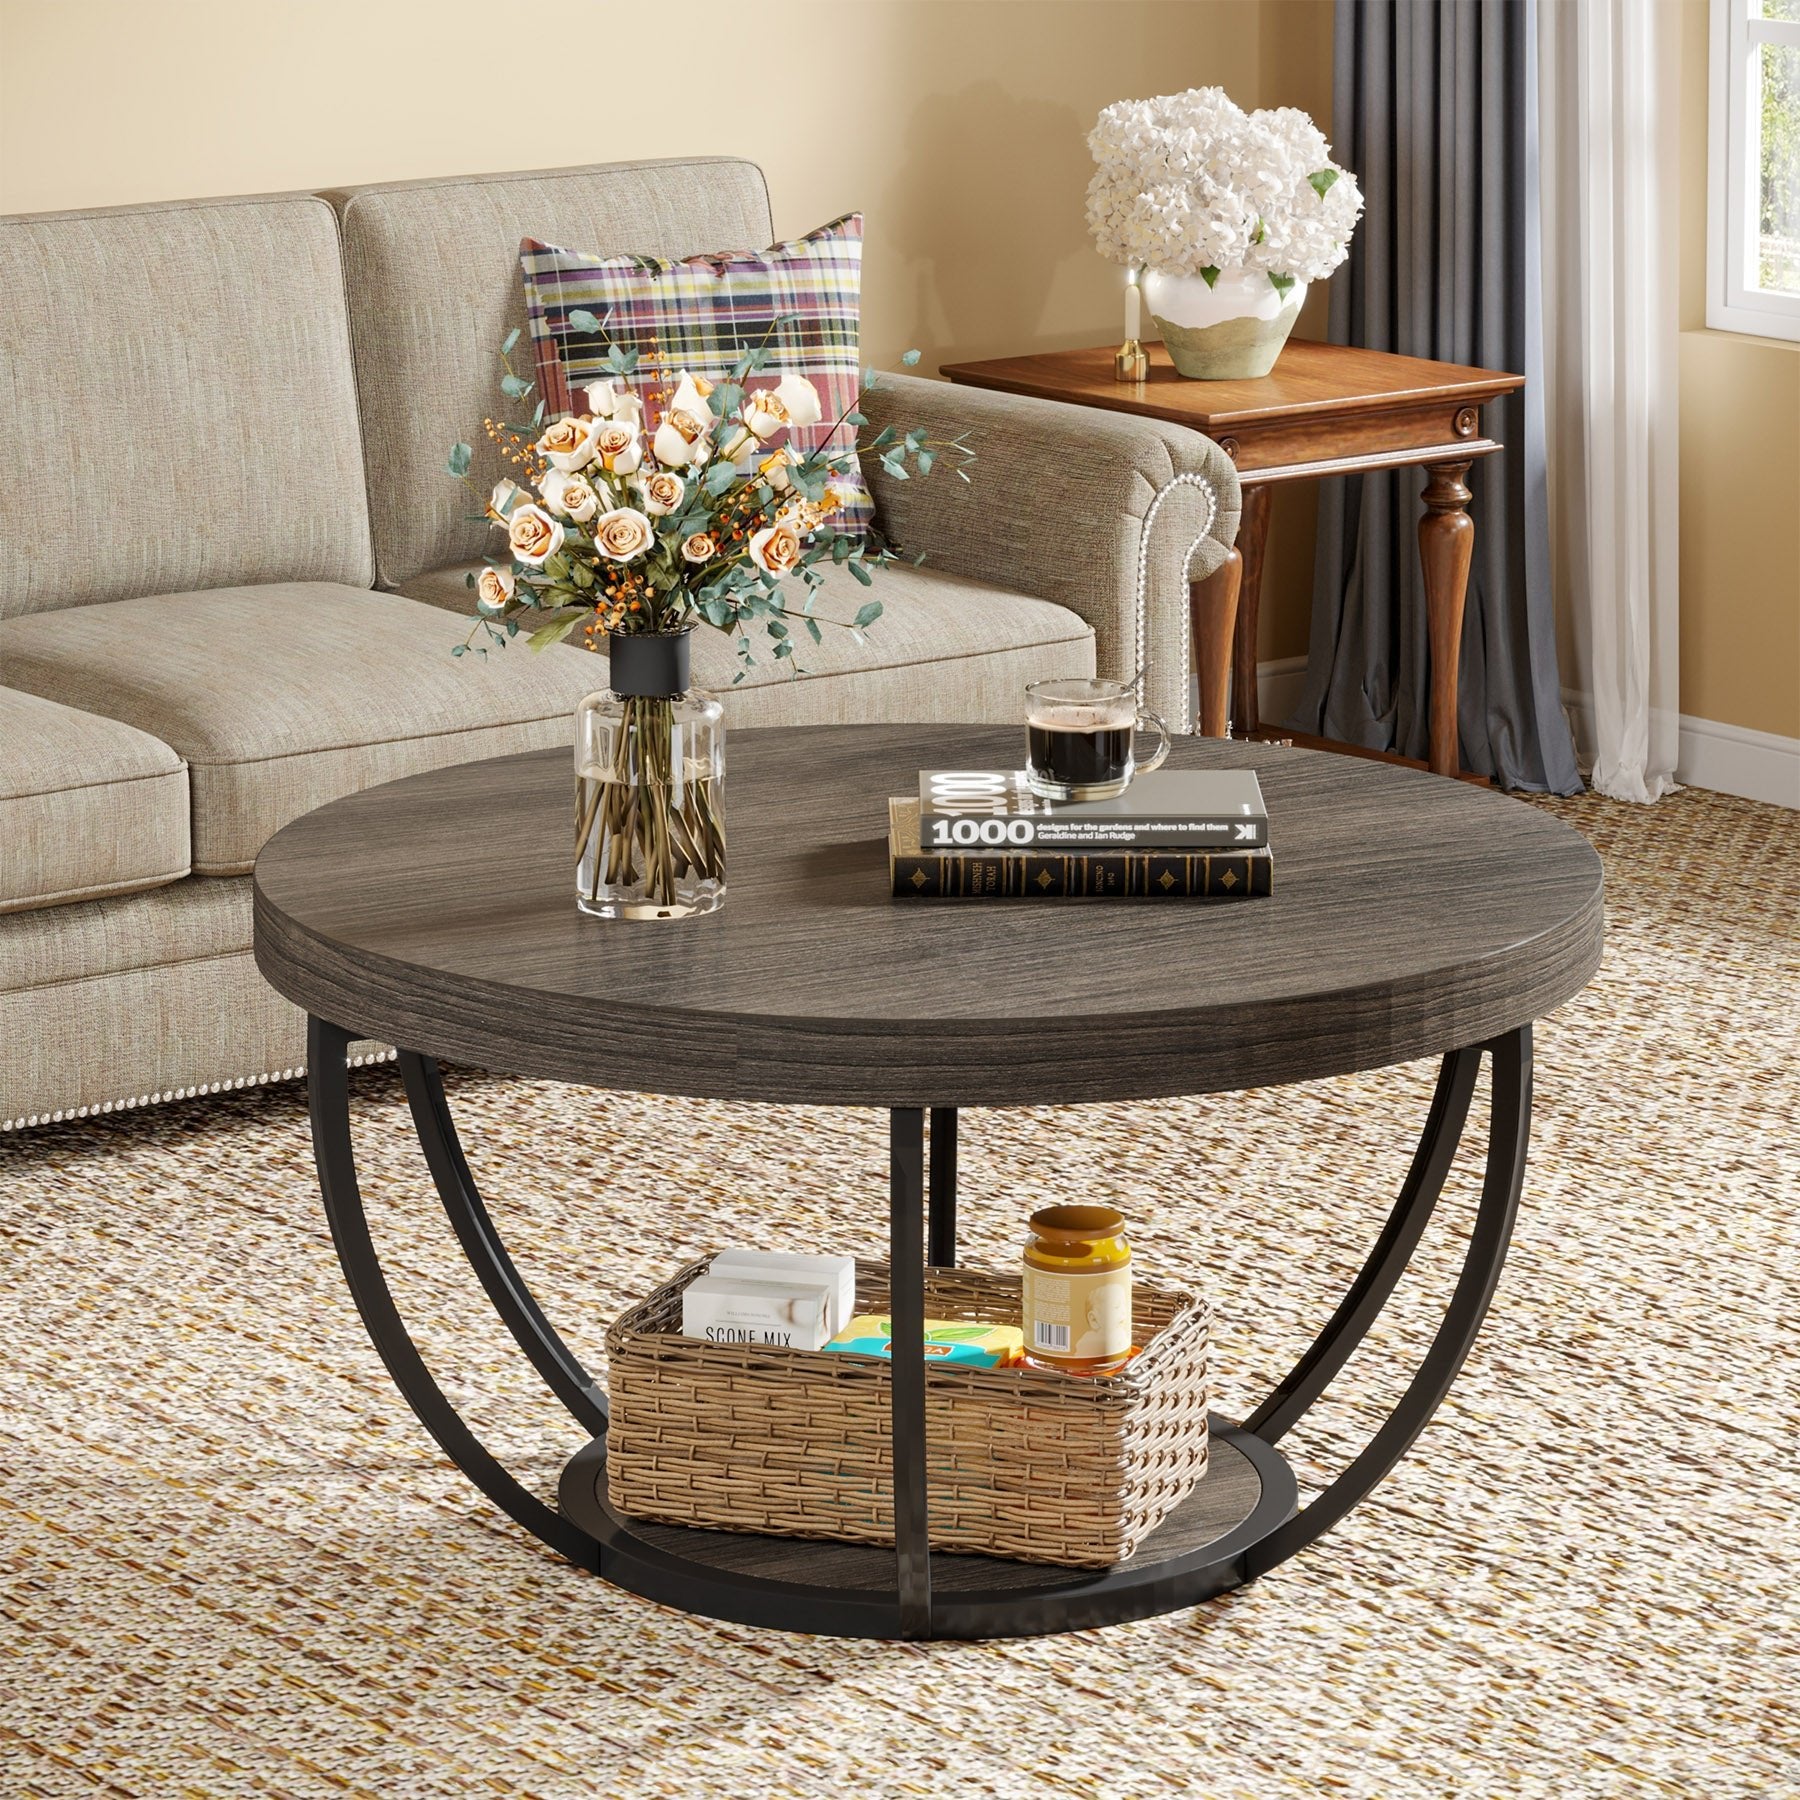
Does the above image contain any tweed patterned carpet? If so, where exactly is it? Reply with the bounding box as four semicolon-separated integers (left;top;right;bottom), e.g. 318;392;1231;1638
1;785;1796;1799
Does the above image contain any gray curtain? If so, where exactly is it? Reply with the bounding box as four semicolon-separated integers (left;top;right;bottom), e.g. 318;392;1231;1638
1297;0;1582;794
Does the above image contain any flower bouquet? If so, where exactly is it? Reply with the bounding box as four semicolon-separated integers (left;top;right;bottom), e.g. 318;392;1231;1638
1086;87;1362;377
447;328;970;918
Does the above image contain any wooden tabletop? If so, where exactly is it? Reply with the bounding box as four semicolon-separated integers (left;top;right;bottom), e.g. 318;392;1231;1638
942;341;1526;480
253;726;1602;1109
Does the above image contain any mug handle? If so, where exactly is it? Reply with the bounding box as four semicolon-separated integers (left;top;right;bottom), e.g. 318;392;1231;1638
1135;703;1172;776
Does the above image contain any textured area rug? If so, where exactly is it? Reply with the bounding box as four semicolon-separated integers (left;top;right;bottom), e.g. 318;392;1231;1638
1;786;1796;1799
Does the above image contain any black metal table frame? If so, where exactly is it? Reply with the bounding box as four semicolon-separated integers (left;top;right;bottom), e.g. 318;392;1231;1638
306;1016;1532;1641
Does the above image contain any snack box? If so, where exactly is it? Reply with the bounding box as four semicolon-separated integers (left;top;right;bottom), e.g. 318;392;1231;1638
822;1315;1025;1369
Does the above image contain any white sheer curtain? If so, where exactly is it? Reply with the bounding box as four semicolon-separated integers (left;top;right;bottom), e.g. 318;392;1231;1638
1539;0;1681;802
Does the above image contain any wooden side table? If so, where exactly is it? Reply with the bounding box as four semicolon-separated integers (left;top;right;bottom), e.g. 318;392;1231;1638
941;341;1524;779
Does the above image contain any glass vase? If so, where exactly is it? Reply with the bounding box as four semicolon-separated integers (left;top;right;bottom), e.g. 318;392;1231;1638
573;632;725;920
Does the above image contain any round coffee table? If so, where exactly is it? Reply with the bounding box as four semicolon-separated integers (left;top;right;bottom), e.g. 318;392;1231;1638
254;724;1602;1641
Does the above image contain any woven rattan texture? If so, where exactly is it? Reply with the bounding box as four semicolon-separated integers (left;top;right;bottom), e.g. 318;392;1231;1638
604;1260;1211;1566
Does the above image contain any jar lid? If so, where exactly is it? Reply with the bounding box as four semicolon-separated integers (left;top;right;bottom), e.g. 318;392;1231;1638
1029;1203;1126;1246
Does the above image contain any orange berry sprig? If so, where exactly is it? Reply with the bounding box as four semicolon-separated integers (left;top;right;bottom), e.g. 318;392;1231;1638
482;417;547;483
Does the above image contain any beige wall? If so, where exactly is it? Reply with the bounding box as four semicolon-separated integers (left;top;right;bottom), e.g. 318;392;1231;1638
0;0;1262;368
1255;0;1337;664
1674;0;1800;739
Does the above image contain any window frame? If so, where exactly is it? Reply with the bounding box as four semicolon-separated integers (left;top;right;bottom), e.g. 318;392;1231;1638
1708;0;1800;340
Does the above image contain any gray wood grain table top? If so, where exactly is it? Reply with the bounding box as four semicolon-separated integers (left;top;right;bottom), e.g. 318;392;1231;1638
253;726;1602;1107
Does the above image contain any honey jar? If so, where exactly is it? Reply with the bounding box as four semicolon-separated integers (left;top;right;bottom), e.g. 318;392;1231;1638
1021;1204;1132;1375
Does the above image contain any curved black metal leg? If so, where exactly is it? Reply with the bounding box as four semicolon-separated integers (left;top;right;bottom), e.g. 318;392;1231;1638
307;1018;597;1567
1245;1046;1482;1443
1242;1026;1532;1577
398;1051;608;1438
305;1011;1533;1633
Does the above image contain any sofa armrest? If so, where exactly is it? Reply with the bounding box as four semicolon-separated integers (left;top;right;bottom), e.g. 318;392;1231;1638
856;372;1240;733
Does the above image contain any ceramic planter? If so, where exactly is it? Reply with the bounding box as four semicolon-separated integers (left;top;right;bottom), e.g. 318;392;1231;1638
1142;267;1308;379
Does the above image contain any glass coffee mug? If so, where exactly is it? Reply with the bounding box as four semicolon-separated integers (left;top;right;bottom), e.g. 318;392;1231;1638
1024;677;1171;802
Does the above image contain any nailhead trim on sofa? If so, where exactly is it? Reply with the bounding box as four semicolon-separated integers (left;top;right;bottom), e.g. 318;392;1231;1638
1;1048;396;1133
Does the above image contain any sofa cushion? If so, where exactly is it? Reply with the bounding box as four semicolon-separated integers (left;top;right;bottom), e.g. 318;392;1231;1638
323;160;775;590
520;211;873;530
0;874;248;998
397;562;1097;728
0;194;372;620
0;688;189;914
0;584;606;875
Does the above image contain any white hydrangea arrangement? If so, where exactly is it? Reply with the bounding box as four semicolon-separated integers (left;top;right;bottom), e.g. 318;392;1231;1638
1086;88;1363;296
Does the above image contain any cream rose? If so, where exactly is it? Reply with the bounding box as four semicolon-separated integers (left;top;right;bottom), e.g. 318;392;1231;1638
680;531;718;564
593;421;643;475
591;506;654;561
489;477;524;518
741;373;824;443
651;374;716;466
748;520;803;576
586;380;646;430
741;388;790;442
772;371;823;429
539;468;599;522
637;470;686;516
533;414;601;472
757;447;798;493
475;566;515;613
507;502;565;565
715;422;755;466
653;407;711;468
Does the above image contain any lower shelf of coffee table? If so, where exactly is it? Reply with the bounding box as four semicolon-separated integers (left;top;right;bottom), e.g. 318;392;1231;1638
557;1418;1296;1640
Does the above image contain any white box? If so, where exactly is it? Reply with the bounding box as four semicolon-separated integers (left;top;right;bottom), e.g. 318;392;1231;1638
680;1273;836;1351
707;1248;857;1338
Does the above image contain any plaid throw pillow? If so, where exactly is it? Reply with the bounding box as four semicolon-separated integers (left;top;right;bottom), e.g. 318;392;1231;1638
519;213;872;532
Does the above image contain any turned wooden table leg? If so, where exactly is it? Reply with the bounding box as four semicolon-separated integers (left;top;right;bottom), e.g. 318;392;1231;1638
1229;485;1272;739
1419;461;1474;778
1189;547;1242;739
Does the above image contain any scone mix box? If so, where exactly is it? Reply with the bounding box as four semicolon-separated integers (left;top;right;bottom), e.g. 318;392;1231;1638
679;1249;857;1351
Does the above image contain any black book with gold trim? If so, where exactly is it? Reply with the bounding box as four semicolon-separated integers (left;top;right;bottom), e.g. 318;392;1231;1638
888;800;1273;900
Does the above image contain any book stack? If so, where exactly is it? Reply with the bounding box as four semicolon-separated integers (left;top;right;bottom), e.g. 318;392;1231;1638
889;768;1272;901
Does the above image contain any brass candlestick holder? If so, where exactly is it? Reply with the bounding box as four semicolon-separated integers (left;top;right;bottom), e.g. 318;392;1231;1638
1114;339;1149;382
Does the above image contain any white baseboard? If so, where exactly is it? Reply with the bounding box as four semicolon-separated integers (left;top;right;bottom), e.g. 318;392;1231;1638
1187;656;1310;732
1561;689;1800;808
1673;714;1800;807
1256;655;1310;725
1194;667;1797;808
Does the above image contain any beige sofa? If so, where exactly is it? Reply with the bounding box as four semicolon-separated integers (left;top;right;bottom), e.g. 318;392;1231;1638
0;158;1240;1132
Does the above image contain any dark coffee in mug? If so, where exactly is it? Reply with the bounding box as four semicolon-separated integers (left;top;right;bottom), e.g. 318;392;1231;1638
1025;719;1134;792
1023;678;1171;802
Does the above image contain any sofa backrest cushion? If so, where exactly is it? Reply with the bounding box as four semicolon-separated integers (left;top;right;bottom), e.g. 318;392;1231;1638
324;159;776;589
0;194;373;619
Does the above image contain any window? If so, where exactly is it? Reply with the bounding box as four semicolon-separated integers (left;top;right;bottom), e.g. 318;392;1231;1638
1709;0;1800;338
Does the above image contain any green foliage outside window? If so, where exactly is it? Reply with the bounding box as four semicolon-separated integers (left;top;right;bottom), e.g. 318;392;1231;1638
1760;16;1800;293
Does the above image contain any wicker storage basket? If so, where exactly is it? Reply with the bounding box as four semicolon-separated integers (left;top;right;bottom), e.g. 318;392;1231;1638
604;1259;1212;1568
